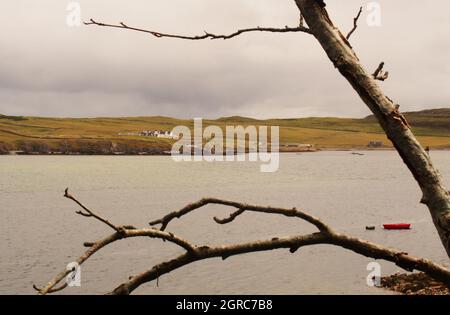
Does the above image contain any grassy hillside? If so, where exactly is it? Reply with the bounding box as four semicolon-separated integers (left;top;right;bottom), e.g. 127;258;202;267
1;108;449;154
364;108;450;137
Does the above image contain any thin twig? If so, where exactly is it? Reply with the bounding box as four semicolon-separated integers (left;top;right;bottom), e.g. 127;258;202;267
84;19;313;40
346;6;363;40
64;188;120;232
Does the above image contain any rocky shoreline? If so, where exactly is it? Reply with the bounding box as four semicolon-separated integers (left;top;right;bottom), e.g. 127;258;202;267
381;273;450;295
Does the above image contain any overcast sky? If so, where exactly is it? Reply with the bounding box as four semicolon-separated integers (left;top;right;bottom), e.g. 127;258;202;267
1;0;449;119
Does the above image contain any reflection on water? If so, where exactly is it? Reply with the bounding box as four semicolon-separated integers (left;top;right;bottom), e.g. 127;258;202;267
0;151;449;294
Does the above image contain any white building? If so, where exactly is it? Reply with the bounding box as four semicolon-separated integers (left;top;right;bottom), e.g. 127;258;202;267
140;130;179;139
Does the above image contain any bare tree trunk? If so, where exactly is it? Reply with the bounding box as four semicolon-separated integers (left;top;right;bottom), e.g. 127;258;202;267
296;0;450;258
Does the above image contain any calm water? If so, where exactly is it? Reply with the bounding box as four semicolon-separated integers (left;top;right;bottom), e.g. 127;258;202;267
1;151;449;295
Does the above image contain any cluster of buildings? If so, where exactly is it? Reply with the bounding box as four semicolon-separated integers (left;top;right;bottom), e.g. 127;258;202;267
118;130;178;139
140;130;178;139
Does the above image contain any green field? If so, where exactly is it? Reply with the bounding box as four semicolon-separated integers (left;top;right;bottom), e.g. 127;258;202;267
1;108;449;154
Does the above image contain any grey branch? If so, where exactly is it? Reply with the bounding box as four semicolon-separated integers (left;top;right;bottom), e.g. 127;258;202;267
149;197;331;232
64;188;121;232
35;191;450;295
112;231;450;295
84;19;313;40
346;6;363;40
296;0;450;256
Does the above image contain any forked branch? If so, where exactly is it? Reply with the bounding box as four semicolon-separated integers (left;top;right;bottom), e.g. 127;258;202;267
149;197;331;232
372;62;390;81
64;188;122;232
35;190;450;295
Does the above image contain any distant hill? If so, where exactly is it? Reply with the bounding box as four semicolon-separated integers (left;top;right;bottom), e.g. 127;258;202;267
1;108;449;154
406;108;450;117
217;116;259;123
365;108;450;119
0;114;27;121
364;108;450;136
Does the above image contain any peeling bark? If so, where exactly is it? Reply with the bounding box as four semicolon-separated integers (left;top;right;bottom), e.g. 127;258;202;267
295;0;450;257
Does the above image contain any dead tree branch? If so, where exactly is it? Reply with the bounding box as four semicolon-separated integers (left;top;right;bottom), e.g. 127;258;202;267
84;19;313;40
149;197;331;232
35;191;450;295
64;188;122;232
372;62;389;81
34;190;197;295
295;0;450;256
346;6;363;40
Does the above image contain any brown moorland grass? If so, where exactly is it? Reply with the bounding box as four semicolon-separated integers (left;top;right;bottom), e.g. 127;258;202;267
1;108;449;153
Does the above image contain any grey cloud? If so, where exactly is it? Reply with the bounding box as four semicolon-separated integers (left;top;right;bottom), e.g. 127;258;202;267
1;0;449;118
